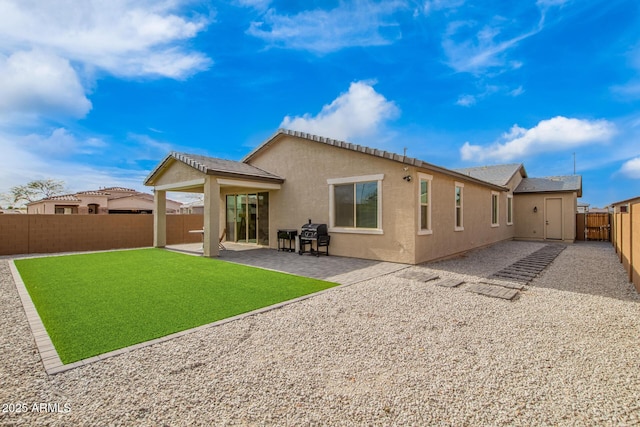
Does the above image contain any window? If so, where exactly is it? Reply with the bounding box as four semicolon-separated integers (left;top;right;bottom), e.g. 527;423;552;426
507;195;513;225
455;182;464;231
418;173;432;234
491;191;499;227
328;174;383;234
55;206;73;215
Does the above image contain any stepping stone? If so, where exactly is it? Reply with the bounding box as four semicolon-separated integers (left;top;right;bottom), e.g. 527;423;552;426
509;264;544;272
398;271;439;282
490;272;531;282
500;269;537;278
466;283;519;300
435;278;464;288
479;279;525;290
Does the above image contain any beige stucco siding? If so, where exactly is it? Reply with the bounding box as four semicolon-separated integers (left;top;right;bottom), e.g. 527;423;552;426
247;135;417;263
414;176;514;264
248;135;515;264
27;195;109;214
153;159;205;188
514;192;577;242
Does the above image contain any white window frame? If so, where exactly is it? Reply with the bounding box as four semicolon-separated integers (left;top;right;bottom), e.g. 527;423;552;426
491;191;500;227
507;194;513;225
418;173;433;235
327;174;384;235
454;182;464;231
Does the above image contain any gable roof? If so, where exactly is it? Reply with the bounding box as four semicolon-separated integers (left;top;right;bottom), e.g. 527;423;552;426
75;190;110;196
144;152;284;185
514;176;582;197
27;188;175;205
610;195;640;206
243;128;509;191
454;164;526;187
100;187;137;192
31;194;82;203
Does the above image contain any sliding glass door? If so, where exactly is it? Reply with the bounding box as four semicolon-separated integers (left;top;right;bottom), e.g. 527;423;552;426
225;192;269;245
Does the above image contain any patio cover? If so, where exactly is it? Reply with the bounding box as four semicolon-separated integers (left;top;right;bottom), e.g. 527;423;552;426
145;152;284;257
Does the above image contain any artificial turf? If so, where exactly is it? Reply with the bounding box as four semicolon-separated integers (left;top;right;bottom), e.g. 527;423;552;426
14;248;337;364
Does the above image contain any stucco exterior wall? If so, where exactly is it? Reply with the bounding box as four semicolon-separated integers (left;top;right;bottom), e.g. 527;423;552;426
247;135;416;263
153;159;206;187
414;177;515;264
513;192;577;242
247;135;515;264
108;197;155;211
27;194;179;214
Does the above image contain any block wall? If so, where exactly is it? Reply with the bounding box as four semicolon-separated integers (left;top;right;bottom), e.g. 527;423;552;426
0;215;203;256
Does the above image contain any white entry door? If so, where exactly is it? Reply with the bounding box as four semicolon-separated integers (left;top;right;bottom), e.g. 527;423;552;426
545;198;563;240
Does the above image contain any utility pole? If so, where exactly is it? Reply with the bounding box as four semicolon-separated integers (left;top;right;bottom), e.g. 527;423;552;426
573;152;576;175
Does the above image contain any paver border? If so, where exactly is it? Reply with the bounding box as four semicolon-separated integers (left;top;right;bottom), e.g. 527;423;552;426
9;254;407;376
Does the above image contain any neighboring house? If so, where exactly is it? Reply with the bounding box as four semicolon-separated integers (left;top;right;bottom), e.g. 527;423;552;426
589;206;613;213
26;187;181;215
144;129;582;263
179;200;204;214
577;202;590;213
611;196;640;213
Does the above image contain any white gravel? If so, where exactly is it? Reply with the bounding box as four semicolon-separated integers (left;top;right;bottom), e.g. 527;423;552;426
1;240;639;426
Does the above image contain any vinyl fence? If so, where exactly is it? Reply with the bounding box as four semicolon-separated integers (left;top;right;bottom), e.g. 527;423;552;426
0;214;204;256
612;202;640;292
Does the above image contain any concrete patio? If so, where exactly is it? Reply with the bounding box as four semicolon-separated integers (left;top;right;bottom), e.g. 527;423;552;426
167;242;410;285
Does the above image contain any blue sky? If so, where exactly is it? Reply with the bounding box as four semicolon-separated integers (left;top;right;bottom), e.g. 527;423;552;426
1;0;639;207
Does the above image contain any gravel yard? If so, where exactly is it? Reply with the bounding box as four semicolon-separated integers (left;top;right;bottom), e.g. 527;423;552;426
1;241;639;426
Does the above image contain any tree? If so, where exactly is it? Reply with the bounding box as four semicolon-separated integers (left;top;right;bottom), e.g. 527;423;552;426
8;179;67;205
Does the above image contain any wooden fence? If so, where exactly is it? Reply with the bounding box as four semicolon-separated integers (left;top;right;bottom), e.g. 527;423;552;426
575;213;611;242
0;214;204;256
612;202;640;292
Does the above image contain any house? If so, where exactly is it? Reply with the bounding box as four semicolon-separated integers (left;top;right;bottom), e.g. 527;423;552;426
611;196;640;214
179;199;204;214
26;187;182;215
144;129;582;263
577;202;590;213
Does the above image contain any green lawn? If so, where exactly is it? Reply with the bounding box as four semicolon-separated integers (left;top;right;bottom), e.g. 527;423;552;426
14;249;337;364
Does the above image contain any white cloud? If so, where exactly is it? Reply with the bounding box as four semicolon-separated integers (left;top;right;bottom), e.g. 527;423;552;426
247;1;405;53
0;129;157;203
0;0;212;79
536;0;570;6
280;81;399;141
0;50;91;119
456;94;476;107
612;45;640;99
509;86;525;97
620;157;640;179
460;116;617;162
235;0;271;11
0;0;212;125
442;19;536;75
21;128;107;156
440;1;567;75
454;84;501;107
422;0;465;15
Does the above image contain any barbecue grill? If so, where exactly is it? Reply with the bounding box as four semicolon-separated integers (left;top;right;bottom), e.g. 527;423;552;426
299;221;330;256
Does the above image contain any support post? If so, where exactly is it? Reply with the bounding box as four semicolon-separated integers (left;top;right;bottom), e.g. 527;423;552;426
154;189;167;248
203;177;220;257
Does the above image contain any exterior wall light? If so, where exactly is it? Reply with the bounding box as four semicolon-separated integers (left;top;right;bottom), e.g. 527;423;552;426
403;175;412;182
533;206;538;213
